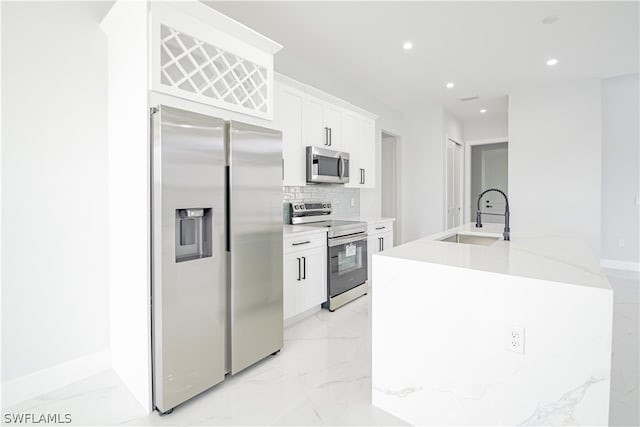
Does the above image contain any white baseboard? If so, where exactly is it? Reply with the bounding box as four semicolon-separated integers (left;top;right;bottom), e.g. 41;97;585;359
1;350;110;409
600;258;640;272
284;305;322;329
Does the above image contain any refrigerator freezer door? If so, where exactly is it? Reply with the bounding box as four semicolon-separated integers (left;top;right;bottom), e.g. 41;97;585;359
152;106;226;412
228;121;283;374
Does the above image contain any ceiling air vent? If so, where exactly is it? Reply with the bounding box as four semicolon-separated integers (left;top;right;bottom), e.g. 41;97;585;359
458;95;480;102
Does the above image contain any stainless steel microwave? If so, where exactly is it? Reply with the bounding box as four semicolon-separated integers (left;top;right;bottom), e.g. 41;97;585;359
306;146;350;184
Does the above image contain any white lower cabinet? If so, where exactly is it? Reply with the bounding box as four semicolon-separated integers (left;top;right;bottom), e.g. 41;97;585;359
367;221;394;287
283;233;327;320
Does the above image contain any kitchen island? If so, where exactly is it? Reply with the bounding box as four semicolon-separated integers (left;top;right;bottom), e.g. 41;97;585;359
371;223;613;426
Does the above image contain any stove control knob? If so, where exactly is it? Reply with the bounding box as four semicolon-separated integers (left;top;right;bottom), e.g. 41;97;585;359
322;204;327;208
328;204;332;209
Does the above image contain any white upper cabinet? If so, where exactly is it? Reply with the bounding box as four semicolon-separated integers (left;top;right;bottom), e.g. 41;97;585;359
344;113;375;189
303;96;343;150
324;104;344;150
275;75;377;187
148;1;282;120
303;96;326;148
359;116;376;189
343;111;361;188
275;82;306;186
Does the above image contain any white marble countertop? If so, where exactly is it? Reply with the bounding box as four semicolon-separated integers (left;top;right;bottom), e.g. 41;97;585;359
283;217;396;236
283;224;327;237
336;216;396;224
379;222;611;290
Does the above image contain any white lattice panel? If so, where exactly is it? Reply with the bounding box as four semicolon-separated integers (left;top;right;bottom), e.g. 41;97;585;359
158;24;269;116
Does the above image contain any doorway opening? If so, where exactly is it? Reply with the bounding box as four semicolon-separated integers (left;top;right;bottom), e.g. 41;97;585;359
381;131;400;245
469;142;508;223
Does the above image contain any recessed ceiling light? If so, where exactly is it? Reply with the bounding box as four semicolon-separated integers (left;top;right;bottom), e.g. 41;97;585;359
402;41;413;50
542;15;559;25
480;109;487;114
446;82;455;89
546;58;559;66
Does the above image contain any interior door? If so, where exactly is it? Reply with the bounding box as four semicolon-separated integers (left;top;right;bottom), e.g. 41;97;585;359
481;147;508;221
446;139;462;229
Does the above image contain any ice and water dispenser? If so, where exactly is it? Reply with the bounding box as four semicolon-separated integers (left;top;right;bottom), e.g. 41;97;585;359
175;208;213;262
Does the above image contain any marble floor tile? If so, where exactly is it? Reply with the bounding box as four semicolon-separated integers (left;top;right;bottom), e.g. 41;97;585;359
3;269;637;426
3;295;406;426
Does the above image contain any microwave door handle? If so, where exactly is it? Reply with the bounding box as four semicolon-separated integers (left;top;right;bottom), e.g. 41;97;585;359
338;156;343;179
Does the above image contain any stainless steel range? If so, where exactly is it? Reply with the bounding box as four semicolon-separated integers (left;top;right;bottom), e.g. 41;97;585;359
289;202;368;311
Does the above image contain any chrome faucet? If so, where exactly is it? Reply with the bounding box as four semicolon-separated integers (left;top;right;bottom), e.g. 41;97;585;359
475;188;510;241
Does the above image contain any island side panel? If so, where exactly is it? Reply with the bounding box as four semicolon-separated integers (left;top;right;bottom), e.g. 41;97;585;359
371;255;613;426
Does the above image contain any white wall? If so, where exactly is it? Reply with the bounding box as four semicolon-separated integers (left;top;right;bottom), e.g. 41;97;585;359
444;109;464;144
101;0;151;412
400;106;445;243
601;73;640;267
509;79;602;255
464;116;508;141
1;0;111;402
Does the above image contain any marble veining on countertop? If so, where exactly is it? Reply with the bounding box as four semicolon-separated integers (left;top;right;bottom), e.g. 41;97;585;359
380;222;611;290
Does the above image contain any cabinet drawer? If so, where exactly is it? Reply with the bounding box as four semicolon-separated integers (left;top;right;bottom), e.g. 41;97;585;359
368;221;394;236
284;231;326;254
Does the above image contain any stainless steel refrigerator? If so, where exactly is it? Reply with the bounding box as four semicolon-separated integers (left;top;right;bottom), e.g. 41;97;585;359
151;105;283;414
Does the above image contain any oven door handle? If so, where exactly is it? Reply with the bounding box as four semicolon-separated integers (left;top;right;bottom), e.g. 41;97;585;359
328;233;367;247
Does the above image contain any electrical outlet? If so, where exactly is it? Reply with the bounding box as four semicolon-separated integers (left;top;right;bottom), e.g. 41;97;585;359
351;198;355;207
619;239;626;248
506;327;525;354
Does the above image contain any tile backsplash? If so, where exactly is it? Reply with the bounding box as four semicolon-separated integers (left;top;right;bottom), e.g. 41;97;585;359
283;185;360;218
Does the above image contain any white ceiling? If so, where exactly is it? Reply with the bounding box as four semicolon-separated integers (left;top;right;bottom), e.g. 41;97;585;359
206;1;639;121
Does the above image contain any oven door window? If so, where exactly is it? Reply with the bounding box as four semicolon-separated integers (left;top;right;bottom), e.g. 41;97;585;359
329;238;367;297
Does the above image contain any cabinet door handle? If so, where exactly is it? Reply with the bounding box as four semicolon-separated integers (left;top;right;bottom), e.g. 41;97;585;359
329;128;332;146
324;127;329;145
378;237;382;251
302;256;306;280
382;237;384;251
375;226;386;230
362;168;366;185
292;240;311;246
297;257;301;281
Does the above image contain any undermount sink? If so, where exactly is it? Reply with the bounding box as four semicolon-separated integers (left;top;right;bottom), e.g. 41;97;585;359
438;233;500;246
